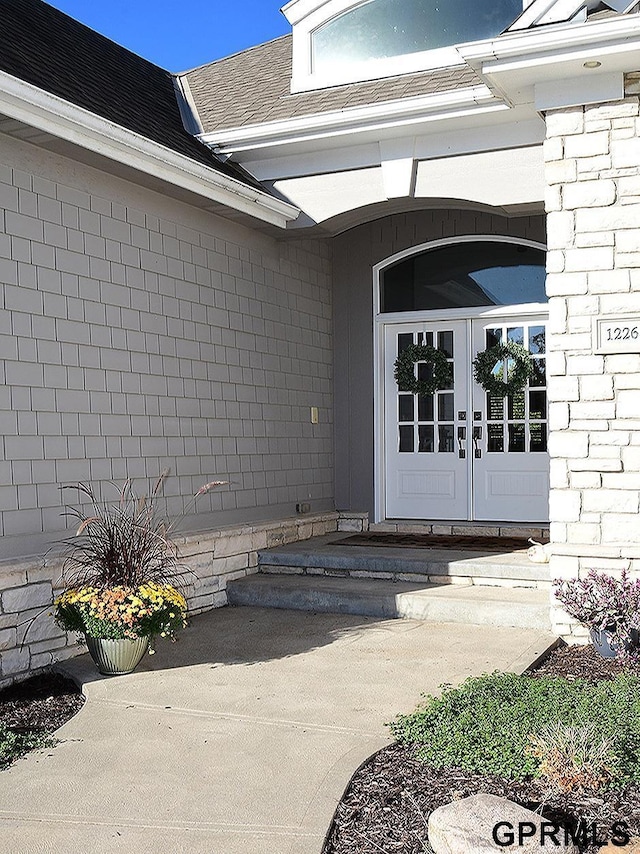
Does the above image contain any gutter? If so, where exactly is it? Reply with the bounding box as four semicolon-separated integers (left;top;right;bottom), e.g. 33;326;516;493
0;69;300;229
460;12;640;66
198;85;506;155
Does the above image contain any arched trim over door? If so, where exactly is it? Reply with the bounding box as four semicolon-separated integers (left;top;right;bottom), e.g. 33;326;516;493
373;236;549;524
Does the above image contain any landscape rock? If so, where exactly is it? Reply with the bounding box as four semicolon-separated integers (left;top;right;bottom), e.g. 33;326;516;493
428;793;578;853
600;839;640;853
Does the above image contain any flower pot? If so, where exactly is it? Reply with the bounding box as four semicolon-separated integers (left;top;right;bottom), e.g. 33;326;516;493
589;626;640;659
85;635;149;675
589;627;618;659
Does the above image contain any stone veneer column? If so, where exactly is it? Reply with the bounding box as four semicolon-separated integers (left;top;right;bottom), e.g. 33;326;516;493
545;73;640;640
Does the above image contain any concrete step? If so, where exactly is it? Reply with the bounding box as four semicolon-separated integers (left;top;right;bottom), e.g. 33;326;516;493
227;574;551;630
257;533;547;587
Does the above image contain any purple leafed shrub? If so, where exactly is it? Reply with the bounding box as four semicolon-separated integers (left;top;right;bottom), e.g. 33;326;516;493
553;569;640;659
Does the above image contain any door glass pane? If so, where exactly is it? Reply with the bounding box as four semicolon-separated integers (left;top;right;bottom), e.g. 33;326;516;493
530;359;546;387
488;424;504;453
399;395;414;422
418;425;434;453
508;423;526;453
438;425;455;453
418;394;434;422
529;326;546;354
487;393;504;420
486;328;501;348
438;393;454;422
442;361;454;390
529;390;547;420
507;327;524;346
437;330;454;358
417;362;434;383
530;422;548;453
508;390;526;420
417;331;434;346
399;425;414;453
398;333;413;353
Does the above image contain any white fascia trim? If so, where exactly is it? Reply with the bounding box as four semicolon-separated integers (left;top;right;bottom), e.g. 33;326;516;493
281;0;331;26
460;14;640;68
0;70;299;229
511;0;636;29
510;0;582;30
199;85;504;155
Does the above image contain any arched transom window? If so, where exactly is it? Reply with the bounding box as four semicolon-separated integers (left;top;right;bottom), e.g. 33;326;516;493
380;241;547;313
312;0;523;75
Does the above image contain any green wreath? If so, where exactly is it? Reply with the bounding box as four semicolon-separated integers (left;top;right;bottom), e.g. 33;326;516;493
472;341;533;398
394;344;452;395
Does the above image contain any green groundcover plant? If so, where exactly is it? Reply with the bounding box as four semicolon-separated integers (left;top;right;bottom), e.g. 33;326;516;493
0;722;55;770
388;672;640;788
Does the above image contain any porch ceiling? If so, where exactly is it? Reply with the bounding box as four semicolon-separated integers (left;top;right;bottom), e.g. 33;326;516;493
271;144;545;233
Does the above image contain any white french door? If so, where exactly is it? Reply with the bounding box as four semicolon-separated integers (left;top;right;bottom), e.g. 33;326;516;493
384;321;470;520
383;315;549;523
471;316;549;522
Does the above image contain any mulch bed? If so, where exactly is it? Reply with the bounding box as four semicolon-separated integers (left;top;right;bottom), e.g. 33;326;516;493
323;643;640;854
0;671;84;736
335;533;539;552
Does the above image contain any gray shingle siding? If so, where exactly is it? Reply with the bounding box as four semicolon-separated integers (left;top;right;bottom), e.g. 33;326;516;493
0;134;334;555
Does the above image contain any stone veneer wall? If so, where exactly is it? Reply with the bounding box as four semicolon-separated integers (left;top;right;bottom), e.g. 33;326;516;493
0;511;367;687
545;74;640;639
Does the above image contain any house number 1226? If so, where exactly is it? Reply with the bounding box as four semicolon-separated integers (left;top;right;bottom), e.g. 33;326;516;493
594;316;640;354
605;325;639;341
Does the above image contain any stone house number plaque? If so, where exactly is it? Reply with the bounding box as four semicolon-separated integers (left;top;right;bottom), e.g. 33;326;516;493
593;315;640;354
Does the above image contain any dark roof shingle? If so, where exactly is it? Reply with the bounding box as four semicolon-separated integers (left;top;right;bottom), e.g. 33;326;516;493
0;0;260;187
183;35;482;135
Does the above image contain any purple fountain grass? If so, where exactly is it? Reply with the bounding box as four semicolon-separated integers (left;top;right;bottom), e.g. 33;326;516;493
56;474;229;591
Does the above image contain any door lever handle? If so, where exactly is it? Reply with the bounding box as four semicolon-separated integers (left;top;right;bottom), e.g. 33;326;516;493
457;426;466;459
473;426;482;458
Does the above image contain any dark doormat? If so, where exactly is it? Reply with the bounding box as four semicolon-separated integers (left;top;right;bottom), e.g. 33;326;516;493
333;533;543;552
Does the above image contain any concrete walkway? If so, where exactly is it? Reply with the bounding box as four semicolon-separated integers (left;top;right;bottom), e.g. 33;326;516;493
0;606;555;854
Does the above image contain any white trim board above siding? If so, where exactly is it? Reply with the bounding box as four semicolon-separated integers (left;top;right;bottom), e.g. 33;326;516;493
0;70;299;229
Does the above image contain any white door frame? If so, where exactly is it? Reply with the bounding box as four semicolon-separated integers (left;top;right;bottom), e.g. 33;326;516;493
372;235;548;524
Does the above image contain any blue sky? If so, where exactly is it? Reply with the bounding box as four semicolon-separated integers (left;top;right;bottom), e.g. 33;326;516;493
45;1;291;71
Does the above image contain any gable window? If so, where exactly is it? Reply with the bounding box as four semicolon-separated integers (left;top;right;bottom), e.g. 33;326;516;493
285;0;527;91
312;0;523;75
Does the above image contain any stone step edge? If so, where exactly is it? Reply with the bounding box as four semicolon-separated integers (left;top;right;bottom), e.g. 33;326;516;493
257;552;549;584
227;576;551;629
232;573;550;601
256;564;550;589
370;522;550;539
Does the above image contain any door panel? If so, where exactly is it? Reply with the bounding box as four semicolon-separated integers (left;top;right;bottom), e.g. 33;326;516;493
471;317;549;523
385;322;469;520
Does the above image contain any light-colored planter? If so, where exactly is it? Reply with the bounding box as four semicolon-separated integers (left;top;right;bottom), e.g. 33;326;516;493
85;635;149;675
